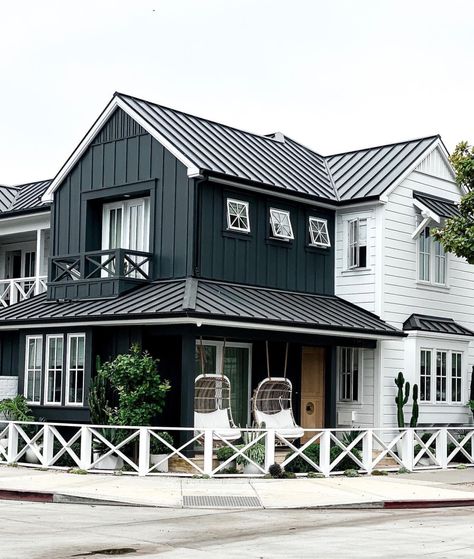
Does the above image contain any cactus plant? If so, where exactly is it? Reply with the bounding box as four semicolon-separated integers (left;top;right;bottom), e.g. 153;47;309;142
410;384;419;428
395;372;410;428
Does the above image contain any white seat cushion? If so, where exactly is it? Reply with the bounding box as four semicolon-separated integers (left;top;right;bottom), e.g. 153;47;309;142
255;409;304;439
194;410;241;441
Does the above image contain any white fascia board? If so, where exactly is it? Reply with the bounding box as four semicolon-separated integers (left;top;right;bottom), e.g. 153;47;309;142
0;315;402;340
379;138;452;203
42;96;202;202
0;211;50;237
404;330;472;343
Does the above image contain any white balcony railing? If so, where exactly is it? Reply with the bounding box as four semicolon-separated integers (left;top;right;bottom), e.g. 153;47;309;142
0;276;47;307
0;422;473;477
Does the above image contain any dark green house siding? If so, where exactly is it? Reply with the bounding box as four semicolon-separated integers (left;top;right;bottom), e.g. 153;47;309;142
52;108;195;282
197;182;335;294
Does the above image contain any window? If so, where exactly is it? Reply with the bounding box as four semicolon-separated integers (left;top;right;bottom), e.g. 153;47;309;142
420;349;432;402
24;336;43;404
226;199;250;233
451;352;462;403
44;335;63;405
348;218;367;268
66;334;85;406
418;227;447;285
339;347;359;402
419;348;463;404
269;209;294;240
308;217;330;248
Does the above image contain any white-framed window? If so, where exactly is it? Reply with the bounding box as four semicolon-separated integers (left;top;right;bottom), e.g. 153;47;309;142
419;348;464;404
308;217;330;248
44;335;64;405
338;347;360;402
226;199;250;233
269;209;294;240
348;218;367;269
417;227;447;285
66;334;86;406
24;336;43;404
102;197;150;252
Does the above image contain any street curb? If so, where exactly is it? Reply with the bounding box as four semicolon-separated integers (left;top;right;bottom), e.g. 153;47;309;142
383;499;474;509
0;488;138;507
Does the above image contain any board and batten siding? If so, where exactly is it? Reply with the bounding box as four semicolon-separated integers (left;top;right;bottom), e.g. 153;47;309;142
52;108;195;280
381;150;474;427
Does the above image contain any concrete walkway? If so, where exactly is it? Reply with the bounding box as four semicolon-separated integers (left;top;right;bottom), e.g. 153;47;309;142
0;465;474;509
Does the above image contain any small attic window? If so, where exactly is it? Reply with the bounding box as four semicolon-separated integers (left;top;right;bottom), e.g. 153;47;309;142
269;209;294;240
309;217;330;248
226;199;250;233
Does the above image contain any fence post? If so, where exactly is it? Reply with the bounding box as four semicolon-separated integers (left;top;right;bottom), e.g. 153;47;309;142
362;429;373;474
7;423;18;464
42;425;54;467
203;430;214;476
320;430;331;477
138;427;150;476
436;428;448;469
80;426;92;470
402;429;414;471
264;429;275;472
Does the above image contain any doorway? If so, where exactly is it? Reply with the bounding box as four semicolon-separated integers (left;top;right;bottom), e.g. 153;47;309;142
301;347;325;436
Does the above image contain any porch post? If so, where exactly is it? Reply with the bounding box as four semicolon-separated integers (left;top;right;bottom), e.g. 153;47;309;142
179;332;196;448
34;228;44;295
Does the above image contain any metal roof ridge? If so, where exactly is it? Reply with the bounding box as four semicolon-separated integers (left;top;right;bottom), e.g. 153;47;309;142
326;134;440;159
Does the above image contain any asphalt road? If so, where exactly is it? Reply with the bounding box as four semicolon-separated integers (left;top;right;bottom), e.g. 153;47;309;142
0;501;473;559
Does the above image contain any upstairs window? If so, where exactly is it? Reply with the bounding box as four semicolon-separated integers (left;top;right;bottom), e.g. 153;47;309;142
102;197;150;253
308;217;330;248
226;199;250;233
418;227;447;285
269;209;294;240
348;218;367;268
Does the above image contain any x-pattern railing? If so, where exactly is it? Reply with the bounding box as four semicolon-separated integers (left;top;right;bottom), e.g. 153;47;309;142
0;276;47;307
0;422;473;477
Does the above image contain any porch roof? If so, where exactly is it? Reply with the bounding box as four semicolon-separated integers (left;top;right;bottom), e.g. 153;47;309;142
0;278;404;338
403;314;474;337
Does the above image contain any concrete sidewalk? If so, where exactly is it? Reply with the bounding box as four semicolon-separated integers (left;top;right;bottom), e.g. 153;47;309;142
0;465;474;509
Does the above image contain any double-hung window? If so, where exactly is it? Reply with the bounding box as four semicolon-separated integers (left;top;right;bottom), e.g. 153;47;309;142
66;334;85;406
269;209;294;240
339;347;359;402
24;336;43;404
348;218;367;268
44;335;64;405
226;199;250;233
418;227;447;285
308;217;330;248
419;348;463;404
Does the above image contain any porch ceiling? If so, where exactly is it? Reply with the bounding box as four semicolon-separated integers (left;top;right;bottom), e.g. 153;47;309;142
0;278;404;338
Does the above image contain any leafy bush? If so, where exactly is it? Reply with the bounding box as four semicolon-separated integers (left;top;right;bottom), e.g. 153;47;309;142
0;395;34;422
150;432;173;454
236;443;265;466
268;463;283;478
216;445;237;462
284;443;362;473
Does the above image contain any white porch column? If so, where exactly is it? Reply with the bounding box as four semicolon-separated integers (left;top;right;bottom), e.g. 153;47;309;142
34;228;45;295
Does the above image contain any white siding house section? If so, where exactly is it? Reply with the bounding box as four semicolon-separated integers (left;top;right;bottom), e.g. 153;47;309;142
415;146;455;182
334;208;378;313
382;165;473;427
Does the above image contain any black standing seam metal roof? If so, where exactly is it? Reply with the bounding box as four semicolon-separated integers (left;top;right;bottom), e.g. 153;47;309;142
0;179;51;216
403;314;474;336
0;278;404;337
114;93;445;203
413;191;461;219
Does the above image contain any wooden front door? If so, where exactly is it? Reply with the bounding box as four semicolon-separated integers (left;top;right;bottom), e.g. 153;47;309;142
301;347;325;436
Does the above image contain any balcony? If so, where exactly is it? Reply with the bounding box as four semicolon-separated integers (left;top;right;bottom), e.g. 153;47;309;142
48;249;153;301
0;276;47;307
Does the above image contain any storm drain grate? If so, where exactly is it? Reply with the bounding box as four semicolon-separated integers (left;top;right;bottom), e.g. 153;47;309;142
183;495;262;508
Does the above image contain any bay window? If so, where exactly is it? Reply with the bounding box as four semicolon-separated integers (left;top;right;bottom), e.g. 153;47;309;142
419;348;464;404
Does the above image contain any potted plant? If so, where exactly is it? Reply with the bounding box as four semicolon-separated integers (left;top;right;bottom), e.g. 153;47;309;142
216;445;238;470
0;395;42;463
150;432;173;472
92;428;125;471
237;431;265;474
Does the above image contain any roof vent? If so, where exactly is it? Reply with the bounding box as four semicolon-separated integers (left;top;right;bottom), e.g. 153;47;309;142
271;132;285;143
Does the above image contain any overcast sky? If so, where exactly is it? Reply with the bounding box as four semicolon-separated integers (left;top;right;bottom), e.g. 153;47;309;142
0;0;473;184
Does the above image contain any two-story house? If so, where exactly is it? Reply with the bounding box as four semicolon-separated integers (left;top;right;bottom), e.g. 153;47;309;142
0;92;403;428
0;93;472;433
0;180;51;401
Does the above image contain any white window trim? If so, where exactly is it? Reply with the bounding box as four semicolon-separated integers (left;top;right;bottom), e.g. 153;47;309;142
269;208;294;240
24;335;43;405
341;212;372;272
226;198;250;233
65;333;86;407
337;347;362;404
308;217;330;248
416;225;449;288
195;340;253;426
44;334;64;406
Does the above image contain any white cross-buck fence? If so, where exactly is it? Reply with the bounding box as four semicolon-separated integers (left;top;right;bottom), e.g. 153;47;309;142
0;421;473;477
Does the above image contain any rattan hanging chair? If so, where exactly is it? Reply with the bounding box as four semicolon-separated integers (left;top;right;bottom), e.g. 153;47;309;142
252;342;304;440
194;338;241;442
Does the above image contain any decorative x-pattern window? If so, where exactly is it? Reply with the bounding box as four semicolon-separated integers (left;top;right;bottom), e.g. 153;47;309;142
269;209;294;240
226;199;250;233
308;217;330;248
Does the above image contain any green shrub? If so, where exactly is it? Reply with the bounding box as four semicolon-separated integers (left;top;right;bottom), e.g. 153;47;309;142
0;395;34;422
216;445;237;462
284;443;362;473
150;432;173;454
236;443;265;466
